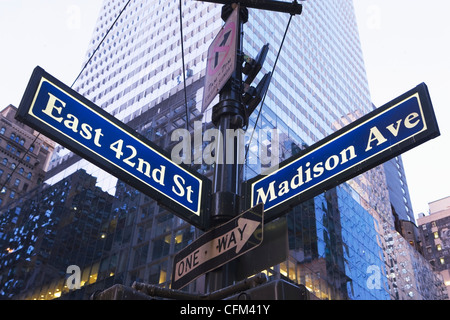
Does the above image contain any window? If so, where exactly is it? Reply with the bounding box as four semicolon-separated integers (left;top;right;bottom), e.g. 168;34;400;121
14;179;20;187
437;244;442;251
0;127;5;135
2;158;7;166
434;231;439;239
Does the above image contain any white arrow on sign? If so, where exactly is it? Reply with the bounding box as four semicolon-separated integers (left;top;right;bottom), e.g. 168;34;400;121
174;216;261;282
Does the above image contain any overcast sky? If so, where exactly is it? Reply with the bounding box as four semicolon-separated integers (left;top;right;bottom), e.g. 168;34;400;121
0;0;103;105
0;0;448;219
353;0;450;217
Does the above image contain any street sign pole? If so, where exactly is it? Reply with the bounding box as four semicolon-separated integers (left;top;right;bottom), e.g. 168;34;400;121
201;0;303;294
205;4;247;292
209;4;246;226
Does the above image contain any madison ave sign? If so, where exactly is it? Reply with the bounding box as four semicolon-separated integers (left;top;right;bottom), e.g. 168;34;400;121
245;83;440;223
17;66;212;230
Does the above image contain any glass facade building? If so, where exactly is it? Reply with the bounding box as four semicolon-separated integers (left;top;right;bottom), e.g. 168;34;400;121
0;0;446;299
417;197;450;299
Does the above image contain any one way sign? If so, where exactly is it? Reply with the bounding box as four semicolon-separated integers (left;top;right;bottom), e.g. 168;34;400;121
171;204;263;290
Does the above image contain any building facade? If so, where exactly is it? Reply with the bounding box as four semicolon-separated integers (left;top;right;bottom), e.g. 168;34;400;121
0;0;446;299
417;196;450;298
0;105;55;207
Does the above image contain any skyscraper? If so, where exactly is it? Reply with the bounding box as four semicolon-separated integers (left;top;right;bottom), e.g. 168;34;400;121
0;0;446;299
418;196;450;299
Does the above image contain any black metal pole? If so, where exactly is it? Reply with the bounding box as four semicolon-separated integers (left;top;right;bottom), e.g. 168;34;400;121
206;4;247;293
202;0;302;295
210;3;246;227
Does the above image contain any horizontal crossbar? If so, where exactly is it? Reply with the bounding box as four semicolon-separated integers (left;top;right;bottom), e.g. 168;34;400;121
194;0;303;15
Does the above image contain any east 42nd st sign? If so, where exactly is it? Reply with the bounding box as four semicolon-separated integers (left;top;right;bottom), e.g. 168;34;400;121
17;66;212;230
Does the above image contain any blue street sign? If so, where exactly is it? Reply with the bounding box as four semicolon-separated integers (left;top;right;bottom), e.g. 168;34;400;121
246;83;440;223
17;66;211;230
